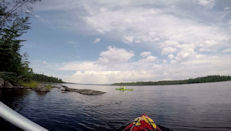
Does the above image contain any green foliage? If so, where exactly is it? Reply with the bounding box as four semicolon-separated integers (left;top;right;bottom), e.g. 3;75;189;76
45;84;52;90
112;75;231;86
31;73;63;83
21;80;38;88
0;0;34;81
0;0;63;84
0;72;18;84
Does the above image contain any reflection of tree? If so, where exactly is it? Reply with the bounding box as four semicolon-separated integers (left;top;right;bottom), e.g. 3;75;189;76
0;89;30;108
0;89;30;130
35;91;48;97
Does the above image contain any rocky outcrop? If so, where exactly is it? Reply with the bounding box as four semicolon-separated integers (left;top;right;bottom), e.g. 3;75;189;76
4;81;14;88
0;78;105;95
0;78;51;92
33;84;51;92
0;78;14;88
62;86;106;95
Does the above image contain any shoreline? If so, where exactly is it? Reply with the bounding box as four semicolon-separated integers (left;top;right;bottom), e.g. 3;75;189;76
112;75;231;86
0;78;106;95
0;78;60;92
112;80;231;86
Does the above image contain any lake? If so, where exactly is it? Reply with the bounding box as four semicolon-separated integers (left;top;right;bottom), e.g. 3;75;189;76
1;81;231;131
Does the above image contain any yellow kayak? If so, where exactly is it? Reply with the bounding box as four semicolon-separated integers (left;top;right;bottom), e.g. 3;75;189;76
115;88;133;91
116;86;133;91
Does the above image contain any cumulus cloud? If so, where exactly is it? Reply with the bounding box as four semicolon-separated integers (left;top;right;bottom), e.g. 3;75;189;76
59;46;231;84
139;55;157;63
84;5;230;64
223;48;231;53
32;0;231;83
98;46;134;64
59;46;158;83
196;0;215;8
123;35;134;43
161;47;177;55
140;51;151;57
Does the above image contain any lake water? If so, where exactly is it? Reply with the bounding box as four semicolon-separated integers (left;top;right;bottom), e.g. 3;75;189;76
1;81;231;131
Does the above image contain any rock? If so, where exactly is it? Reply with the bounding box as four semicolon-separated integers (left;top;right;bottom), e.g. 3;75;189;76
0;78;4;88
13;85;24;89
4;81;13;88
52;85;60;89
62;85;68;88
0;78;26;89
62;86;106;95
34;84;51;92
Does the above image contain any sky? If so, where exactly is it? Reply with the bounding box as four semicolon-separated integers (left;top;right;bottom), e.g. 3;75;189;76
21;0;231;84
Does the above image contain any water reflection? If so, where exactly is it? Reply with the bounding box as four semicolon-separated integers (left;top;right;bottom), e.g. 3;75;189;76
0;89;30;109
0;89;30;131
35;91;49;97
0;82;231;131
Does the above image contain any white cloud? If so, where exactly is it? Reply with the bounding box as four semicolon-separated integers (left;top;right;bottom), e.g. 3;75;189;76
123;35;134;43
98;46;134;64
139;55;157;63
42;61;47;64
140;51;151;57
168;54;174;59
66;70;155;84
31;0;231;83
84;6;230;63
196;0;215;8
223;48;231;53
161;47;177;55
224;7;229;10
59;46;231;84
60;61;103;71
93;38;101;44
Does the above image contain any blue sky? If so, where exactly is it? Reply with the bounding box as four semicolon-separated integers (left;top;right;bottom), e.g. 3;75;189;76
21;0;231;84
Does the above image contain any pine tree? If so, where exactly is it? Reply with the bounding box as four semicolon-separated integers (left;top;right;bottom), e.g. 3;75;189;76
0;0;39;83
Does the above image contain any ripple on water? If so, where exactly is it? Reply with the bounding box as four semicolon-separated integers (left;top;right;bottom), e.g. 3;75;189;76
1;82;231;131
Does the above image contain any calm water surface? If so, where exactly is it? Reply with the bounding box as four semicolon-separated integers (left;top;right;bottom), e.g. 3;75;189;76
1;81;231;131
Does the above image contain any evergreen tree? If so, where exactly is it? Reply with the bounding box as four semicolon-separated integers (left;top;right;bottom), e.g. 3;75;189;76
0;0;39;83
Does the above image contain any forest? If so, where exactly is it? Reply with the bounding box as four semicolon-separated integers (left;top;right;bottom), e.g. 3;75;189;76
112;75;231;86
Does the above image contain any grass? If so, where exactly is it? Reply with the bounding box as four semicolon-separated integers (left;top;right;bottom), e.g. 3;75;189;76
21;81;38;88
20;81;53;92
45;84;52;90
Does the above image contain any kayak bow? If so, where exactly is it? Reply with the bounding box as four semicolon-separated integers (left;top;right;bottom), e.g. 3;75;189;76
123;114;162;131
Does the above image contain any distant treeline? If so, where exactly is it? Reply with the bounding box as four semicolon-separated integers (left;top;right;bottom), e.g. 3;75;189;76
112;75;231;86
31;73;63;83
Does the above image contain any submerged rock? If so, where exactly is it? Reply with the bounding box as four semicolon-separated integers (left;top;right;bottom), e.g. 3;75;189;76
62;86;106;95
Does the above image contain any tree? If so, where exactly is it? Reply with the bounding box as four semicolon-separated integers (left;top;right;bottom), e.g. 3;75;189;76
0;0;63;84
0;0;40;82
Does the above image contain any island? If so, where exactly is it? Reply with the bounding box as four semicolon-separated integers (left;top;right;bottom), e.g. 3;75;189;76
112;75;231;86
